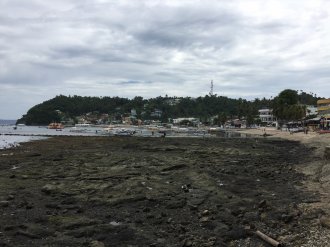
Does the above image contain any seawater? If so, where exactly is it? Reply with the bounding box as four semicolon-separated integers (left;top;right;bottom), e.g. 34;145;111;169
0;125;257;150
0;135;47;149
0;125;103;150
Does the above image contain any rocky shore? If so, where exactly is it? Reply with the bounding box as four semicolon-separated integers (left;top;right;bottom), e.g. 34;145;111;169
0;135;326;246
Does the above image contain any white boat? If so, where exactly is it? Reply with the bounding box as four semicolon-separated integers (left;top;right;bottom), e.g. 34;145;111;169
75;123;91;127
107;128;136;136
69;127;88;133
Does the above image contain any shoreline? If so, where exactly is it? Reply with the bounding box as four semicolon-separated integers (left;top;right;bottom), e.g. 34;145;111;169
0;135;328;246
232;127;330;246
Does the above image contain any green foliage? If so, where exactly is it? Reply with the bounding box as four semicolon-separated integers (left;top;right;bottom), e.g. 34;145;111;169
17;90;319;125
273;89;307;121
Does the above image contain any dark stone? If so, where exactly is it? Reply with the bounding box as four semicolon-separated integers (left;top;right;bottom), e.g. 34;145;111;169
0;201;9;207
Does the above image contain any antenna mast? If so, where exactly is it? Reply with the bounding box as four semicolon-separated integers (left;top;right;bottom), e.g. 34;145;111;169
209;80;214;96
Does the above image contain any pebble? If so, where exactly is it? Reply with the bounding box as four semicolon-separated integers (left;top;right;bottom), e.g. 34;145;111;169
199;216;209;223
202;209;210;216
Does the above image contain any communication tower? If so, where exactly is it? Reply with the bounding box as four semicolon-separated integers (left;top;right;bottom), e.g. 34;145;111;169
209;80;214;96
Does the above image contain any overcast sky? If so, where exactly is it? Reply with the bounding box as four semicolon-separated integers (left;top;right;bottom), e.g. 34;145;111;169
1;0;330;119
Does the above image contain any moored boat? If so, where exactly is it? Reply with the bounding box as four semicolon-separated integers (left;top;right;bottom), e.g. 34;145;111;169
48;122;64;130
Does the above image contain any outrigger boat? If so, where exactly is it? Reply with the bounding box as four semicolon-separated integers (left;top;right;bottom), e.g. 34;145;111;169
48;122;64;130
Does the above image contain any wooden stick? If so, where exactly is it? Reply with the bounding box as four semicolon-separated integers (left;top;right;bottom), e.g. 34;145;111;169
255;230;282;247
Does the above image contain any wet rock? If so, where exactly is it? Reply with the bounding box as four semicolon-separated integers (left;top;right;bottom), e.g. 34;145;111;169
187;189;209;207
16;230;39;239
244;211;259;221
325;146;330;160
23;224;55;238
45;203;61;209
26;152;41;157
162;164;187;172
258;199;268;209
60;217;100;230
181;184;190;193
320;216;330;228
224;226;247;241
25;203;34;209
205;237;217;246
215;222;230;235
201;209;210;216
4;225;15;231
166;199;186;209
199;216;210;223
0;240;8;247
0;201;9;207
281;213;294;223
167;218;173;223
89;240;105;247
61;197;77;205
7;195;15;200
182;239;193;247
41;184;58;194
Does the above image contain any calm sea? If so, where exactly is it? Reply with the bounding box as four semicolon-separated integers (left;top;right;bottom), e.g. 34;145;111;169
0;124;254;150
0;125;103;149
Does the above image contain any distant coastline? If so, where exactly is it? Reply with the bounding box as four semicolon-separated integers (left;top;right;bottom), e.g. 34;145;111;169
0;119;16;125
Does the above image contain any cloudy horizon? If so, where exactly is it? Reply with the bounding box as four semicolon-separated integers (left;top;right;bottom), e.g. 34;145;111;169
1;0;330;119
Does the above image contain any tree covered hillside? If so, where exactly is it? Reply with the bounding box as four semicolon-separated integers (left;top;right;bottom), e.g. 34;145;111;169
16;90;320;125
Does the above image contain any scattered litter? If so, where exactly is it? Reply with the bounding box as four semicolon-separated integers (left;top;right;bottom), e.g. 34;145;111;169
110;221;121;226
1;153;14;156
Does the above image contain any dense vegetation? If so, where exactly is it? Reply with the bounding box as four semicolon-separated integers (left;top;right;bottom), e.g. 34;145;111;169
17;90;320;125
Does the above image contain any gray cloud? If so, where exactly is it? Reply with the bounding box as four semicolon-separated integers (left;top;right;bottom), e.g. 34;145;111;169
0;0;330;119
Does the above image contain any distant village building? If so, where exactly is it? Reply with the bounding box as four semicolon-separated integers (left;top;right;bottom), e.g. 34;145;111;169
173;118;199;125
317;99;330;129
166;98;181;106
131;109;137;117
150;109;163;118
258;108;277;125
306;105;318;117
317;99;330;117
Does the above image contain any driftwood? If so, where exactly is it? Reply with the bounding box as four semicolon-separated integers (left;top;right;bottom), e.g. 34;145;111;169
255;230;282;247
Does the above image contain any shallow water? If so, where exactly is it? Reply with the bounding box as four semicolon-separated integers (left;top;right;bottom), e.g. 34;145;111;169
0;125;102;149
0;125;257;149
0;135;47;149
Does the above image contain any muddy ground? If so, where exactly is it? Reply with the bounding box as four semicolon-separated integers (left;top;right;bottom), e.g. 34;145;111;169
0;136;322;246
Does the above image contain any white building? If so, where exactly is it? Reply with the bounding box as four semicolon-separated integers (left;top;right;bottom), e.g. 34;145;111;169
173;117;199;125
258;108;277;125
306;105;318;117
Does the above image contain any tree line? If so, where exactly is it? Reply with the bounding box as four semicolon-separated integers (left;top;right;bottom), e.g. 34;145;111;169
16;90;320;125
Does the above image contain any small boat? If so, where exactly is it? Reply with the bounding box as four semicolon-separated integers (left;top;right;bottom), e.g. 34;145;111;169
48;122;64;130
75;123;91;127
113;128;135;136
69;127;87;133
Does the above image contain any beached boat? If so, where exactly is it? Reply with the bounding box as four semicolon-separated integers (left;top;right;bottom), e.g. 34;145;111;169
48;122;64;130
75;123;92;127
319;129;330;134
